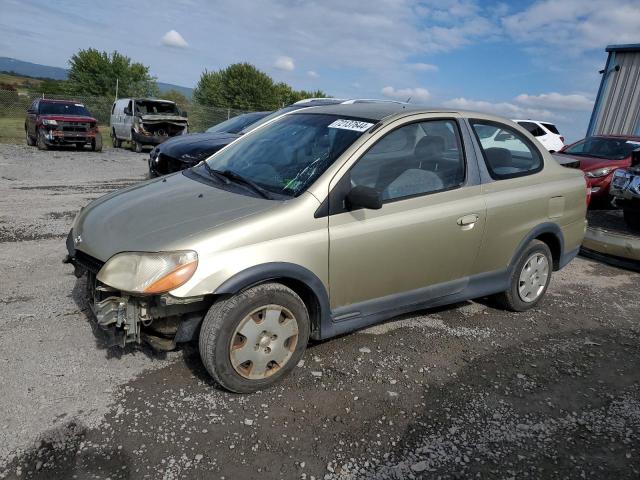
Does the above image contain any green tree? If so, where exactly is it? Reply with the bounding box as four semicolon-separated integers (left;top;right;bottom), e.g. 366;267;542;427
194;63;277;110
39;78;72;95
160;89;189;107
68;48;159;98
193;63;328;110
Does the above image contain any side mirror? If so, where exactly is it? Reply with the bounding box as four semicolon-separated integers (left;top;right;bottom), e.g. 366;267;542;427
123;107;131;115
346;185;382;210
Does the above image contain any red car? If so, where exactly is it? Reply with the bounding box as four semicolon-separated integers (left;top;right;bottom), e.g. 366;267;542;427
554;135;640;200
25;99;102;151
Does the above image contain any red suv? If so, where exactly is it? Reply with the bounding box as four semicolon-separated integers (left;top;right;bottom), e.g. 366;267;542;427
554;135;640;200
25;99;102;151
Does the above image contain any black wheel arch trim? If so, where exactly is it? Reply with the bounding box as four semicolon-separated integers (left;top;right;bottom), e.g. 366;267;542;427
509;222;565;272
212;262;331;340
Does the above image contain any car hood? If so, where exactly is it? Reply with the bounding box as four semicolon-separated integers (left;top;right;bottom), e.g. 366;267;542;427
554;153;630;171
139;114;188;124
73;172;276;261
39;114;97;123
159;132;239;158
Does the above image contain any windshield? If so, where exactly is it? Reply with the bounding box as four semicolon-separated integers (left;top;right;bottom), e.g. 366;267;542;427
39;102;91;116
135;100;179;115
239;106;301;134
564;137;640;160
206;112;270;134
204;113;373;197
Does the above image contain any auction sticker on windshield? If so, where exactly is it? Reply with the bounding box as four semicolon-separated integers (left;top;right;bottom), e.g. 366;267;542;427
328;119;374;132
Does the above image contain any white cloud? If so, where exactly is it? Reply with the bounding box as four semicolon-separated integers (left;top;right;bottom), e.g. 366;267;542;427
274;56;295;71
382;86;431;103
502;0;640;53
161;30;188;49
441;97;555;120
515;92;593;111
408;63;439;72
307;70;319;78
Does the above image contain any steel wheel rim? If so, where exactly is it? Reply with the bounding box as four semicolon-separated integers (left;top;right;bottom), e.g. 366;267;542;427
229;304;299;380
518;252;549;303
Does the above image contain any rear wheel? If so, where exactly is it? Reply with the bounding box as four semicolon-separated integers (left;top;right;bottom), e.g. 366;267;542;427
623;209;640;232
36;129;49;150
199;283;310;393
493;239;552;312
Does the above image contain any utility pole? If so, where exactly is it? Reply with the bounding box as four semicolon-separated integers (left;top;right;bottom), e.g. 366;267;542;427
115;78;119;101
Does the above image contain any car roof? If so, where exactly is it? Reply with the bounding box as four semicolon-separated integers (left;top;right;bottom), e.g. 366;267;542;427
39;99;84;104
512;119;556;124
589;134;640;141
289;102;459;121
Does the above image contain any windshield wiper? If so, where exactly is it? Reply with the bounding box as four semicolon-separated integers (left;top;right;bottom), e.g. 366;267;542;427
201;161;230;185
218;169;274;199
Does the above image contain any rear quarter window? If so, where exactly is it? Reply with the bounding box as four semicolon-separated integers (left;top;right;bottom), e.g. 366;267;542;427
542;123;560;135
471;120;543;180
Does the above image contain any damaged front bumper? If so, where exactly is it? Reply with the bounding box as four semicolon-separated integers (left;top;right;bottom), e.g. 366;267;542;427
64;231;206;350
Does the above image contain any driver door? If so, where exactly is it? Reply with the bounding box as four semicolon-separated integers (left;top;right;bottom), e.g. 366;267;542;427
327;117;486;311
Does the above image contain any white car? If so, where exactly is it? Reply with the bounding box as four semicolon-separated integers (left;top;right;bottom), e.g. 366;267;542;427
513;120;565;152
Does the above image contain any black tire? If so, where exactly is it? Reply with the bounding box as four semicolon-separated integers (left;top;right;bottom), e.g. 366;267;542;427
91;132;103;152
111;131;121;148
623;209;640;232
25;128;35;146
493;239;552;312
36;129;49;150
199;283;310;393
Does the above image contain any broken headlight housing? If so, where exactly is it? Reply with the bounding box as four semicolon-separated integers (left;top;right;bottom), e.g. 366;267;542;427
97;251;198;294
585;167;612;178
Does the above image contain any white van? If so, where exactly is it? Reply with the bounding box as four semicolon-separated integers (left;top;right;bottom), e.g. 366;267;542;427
110;98;188;152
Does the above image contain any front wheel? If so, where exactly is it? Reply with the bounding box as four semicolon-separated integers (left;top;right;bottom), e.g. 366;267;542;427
36;129;49;150
199;283;310;393
111;132;121;148
91;132;103;152
493;239;552;312
25;128;35;146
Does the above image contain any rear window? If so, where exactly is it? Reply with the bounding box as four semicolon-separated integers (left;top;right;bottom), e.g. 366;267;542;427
517;121;546;137
39;102;91;116
542;123;560;135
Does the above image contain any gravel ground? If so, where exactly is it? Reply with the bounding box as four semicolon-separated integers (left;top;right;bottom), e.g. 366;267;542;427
1;143;639;480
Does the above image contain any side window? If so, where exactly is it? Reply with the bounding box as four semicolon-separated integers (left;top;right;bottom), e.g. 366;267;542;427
518;121;546;137
350;119;465;202
471;120;543;180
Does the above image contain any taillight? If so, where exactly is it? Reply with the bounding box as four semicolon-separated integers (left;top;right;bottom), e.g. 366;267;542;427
584;175;591;207
560;136;565;143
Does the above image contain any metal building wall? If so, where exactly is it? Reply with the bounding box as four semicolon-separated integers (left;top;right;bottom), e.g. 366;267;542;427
588;48;640;136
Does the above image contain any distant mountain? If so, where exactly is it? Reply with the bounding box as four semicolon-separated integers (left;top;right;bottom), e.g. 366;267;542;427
0;57;193;97
157;82;193;98
0;57;67;80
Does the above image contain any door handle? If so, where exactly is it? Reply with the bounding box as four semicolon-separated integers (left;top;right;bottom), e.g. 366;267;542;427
457;214;479;227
